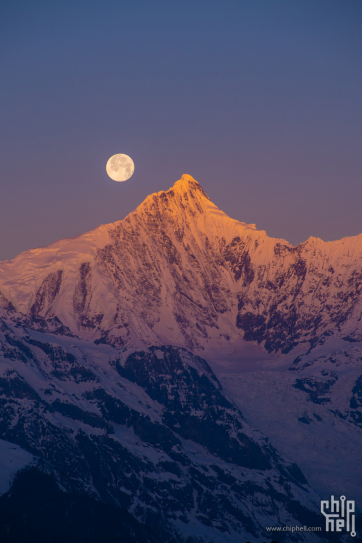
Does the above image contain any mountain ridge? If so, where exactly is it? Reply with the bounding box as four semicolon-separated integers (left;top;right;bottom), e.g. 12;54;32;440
0;174;279;268
3;173;362;267
1;174;362;357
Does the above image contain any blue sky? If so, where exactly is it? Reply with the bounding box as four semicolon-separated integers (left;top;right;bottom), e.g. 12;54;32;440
1;0;361;260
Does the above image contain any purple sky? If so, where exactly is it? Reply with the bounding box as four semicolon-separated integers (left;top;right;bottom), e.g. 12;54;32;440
1;0;362;261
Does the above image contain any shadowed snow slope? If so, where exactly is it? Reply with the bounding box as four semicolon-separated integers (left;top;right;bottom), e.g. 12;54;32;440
0;324;339;543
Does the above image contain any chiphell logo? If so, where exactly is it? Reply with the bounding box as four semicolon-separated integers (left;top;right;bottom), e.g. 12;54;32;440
321;495;356;537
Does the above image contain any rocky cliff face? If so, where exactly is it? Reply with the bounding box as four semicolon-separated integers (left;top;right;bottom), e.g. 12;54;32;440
1;174;362;358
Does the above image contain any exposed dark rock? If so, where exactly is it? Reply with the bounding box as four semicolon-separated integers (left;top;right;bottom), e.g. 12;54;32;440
116;346;271;470
0;467;158;543
350;374;362;409
30;270;63;317
293;375;337;405
25;338;98;382
51;399;113;432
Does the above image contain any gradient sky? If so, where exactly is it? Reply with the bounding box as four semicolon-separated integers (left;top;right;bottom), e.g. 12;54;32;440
1;0;362;261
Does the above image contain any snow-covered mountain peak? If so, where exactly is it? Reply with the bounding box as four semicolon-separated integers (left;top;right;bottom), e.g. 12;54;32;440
2;174;362;358
128;174;261;247
172;173;204;191
133;173;210;216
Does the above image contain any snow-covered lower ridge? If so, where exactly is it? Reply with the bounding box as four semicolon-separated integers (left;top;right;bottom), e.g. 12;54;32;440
1;173;362;355
0;322;339;542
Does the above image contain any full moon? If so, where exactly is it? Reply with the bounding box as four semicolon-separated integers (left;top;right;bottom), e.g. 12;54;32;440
106;154;134;182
